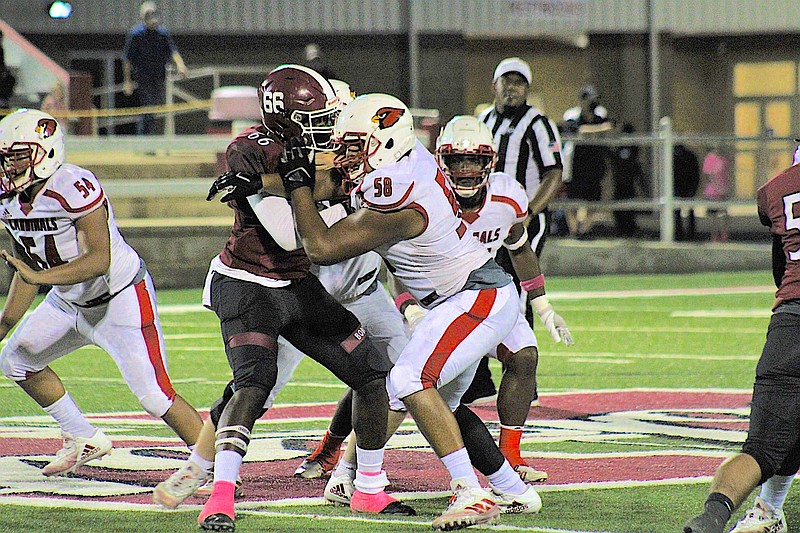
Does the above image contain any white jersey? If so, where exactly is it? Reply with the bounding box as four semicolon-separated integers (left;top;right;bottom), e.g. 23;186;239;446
352;141;492;308
311;202;383;302
0;164;141;305
462;172;528;259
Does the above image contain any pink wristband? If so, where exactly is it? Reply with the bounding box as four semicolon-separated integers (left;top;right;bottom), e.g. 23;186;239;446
520;274;545;292
394;292;415;311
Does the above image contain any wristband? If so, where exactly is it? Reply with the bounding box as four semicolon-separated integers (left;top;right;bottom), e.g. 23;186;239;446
394;292;415;312
520;274;545;292
505;227;529;251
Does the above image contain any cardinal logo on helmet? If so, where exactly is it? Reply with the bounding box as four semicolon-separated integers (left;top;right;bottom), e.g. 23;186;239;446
35;119;58;139
372;107;405;129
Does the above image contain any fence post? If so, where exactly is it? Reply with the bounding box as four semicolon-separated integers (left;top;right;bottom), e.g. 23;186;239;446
659;116;674;243
165;68;175;136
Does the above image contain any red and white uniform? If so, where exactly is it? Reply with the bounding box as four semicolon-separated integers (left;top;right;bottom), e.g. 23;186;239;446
353;141;518;410
462;171;538;361
0;164;176;418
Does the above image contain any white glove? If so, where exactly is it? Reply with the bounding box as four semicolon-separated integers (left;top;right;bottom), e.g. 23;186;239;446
403;304;428;334
532;296;574;346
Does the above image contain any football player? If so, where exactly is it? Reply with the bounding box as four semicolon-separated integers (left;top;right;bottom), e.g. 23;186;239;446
194;66;413;532
277;93;542;530
154;79;410;511
683;147;800;533
0;109;203;477
433;115;572;482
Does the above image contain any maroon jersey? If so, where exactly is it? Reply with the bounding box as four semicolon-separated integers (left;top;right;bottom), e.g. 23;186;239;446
757;163;800;302
218;125;311;280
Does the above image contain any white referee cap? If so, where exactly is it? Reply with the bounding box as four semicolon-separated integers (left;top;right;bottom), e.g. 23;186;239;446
493;57;532;85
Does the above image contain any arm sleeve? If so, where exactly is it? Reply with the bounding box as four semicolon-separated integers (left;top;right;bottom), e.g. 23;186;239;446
248;195;300;251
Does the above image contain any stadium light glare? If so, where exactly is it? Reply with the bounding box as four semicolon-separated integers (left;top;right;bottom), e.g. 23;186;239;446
48;1;73;19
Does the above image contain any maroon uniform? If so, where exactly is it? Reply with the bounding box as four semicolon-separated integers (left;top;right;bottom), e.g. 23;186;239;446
219;125;310;280
738;162;800;488
757;163;800;304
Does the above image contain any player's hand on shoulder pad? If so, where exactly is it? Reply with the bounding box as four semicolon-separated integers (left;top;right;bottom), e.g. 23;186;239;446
207;171;263;202
278;136;315;194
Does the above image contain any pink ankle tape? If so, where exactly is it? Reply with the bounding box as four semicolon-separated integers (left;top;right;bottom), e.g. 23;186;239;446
199;480;235;522
350;489;396;513
359;470;382;476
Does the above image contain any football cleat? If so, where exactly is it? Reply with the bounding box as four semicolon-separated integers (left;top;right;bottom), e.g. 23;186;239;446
491;484;542;514
350;490;417;515
514;464;548;483
198;513;235;532
41;430;112;476
431;478;500;531
152;460;210;509
195;476;244;499
324;471;355;505
729;497;787;533
293;433;343;479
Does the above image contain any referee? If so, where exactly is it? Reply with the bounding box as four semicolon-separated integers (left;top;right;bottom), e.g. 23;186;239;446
464;57;564;405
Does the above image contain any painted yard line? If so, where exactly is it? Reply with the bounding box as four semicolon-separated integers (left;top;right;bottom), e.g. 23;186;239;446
563;326;763;333
672;310;771;317
0;376;346;389
162;333;221;340
538;387;752;395
541;351;758;361
567;357;632;364
548;286;774;300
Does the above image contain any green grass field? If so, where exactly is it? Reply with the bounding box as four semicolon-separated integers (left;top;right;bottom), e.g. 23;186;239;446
1;270;794;533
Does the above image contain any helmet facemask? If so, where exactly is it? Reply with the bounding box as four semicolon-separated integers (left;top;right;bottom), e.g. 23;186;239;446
292;106;339;152
332;133;380;193
0;142;47;196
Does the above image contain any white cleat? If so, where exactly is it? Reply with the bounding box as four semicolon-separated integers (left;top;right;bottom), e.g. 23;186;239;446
729;497;787;533
153;460;210;509
431;478;499;531
41;430;112;476
491;484;542;514
514;464;548;483
324;472;355;505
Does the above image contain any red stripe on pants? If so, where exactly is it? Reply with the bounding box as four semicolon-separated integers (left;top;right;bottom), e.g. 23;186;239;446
135;279;176;400
420;288;497;389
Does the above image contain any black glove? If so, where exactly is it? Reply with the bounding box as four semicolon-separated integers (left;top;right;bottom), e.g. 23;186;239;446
277;136;315;195
206;171;263;202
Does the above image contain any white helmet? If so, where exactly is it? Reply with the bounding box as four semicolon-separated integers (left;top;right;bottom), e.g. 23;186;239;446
329;79;355;109
332;93;415;188
0;108;65;195
435;115;495;199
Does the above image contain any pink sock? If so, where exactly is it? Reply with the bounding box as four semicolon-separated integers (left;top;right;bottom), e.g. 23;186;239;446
350;489;396;513
198;480;235;524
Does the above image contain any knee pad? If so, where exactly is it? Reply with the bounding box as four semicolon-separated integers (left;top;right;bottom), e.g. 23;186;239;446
138;392;172;418
387;362;423;408
506;347;538;375
226;343;278;395
0;348;19;381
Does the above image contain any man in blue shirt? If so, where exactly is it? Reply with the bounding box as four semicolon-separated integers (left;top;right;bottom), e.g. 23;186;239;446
123;2;187;135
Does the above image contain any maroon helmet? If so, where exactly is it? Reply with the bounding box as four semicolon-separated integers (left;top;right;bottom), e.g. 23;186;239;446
258;64;339;151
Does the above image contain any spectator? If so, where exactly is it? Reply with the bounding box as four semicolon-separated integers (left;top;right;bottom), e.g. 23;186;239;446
561;85;614;238
123;1;187;135
474;57;564;405
0;30;16;111
702;146;732;242
41;82;67;115
673;144;701;241
611;122;646;237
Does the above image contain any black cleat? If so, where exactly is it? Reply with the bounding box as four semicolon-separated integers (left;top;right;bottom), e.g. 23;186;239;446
199;513;235;532
380;501;417;516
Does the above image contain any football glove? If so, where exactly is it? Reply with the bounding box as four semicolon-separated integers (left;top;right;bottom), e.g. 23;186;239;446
532;296;574;346
403;303;428;334
207;171;262;202
278;136;315;194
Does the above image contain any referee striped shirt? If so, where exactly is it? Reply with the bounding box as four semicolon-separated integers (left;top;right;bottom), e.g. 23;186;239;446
478;104;563;201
